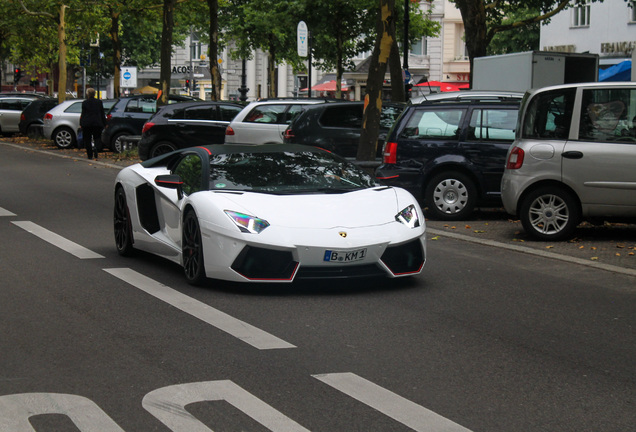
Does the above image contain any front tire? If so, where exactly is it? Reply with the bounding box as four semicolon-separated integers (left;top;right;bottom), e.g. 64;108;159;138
519;186;581;241
182;210;206;285
114;187;134;256
425;171;477;220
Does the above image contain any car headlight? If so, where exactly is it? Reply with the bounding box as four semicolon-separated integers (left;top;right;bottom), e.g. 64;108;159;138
225;210;270;234
395;205;420;228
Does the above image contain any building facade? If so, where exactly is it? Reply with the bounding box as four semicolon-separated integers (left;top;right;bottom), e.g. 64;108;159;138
540;0;636;67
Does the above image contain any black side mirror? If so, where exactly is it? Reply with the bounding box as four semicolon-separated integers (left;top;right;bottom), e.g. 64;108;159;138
155;174;183;200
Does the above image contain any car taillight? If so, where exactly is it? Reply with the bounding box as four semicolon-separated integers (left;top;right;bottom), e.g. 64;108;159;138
142;122;155;134
106;114;112;121
383;141;398;164
44;113;53;120
283;127;294;140
506;146;525;169
20;113;26;121
225;126;235;136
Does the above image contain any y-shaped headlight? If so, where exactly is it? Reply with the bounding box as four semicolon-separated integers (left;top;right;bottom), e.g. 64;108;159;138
225;210;270;234
395;204;420;228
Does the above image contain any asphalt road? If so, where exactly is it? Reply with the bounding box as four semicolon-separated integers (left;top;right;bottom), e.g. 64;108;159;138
1;141;635;431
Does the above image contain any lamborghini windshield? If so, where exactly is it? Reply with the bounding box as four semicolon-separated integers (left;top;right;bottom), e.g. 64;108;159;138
208;150;381;193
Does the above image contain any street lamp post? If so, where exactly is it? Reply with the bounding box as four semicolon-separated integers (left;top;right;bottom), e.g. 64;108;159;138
238;58;249;101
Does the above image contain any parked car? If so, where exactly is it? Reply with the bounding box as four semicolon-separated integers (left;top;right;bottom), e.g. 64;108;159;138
43;99;117;149
138;101;244;160
0;96;39;136
375;95;521;220
19;97;59;138
282;101;405;158
102;94;200;152
114;144;426;284
224;98;331;145
501;81;636;241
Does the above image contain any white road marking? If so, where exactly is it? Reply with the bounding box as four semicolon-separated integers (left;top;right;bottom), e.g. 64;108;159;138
0;393;125;432
143;380;311;432
313;373;473;432
11;221;104;259
0;207;16;217
104;268;296;350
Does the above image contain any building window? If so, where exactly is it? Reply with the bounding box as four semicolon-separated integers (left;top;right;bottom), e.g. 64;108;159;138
411;37;428;56
455;25;467;60
572;2;591;27
630;1;636;22
190;34;202;60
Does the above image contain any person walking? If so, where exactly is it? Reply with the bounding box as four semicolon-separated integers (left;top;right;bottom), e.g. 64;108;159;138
80;88;107;160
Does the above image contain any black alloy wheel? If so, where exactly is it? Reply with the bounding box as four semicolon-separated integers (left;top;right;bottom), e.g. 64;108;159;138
183;210;206;285
114;187;134;255
150;141;178;159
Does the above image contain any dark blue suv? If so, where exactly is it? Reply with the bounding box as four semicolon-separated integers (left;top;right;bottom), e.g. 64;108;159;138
376;97;520;220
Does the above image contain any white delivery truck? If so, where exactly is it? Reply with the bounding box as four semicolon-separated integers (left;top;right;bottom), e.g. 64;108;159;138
472;51;599;92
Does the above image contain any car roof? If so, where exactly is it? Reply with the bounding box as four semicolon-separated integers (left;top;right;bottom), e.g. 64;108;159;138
410;90;524;104
156;100;244;111
524;81;636;97
142;143;327;168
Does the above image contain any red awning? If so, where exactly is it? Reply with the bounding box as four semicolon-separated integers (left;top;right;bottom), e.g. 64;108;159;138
415;81;469;92
302;80;349;92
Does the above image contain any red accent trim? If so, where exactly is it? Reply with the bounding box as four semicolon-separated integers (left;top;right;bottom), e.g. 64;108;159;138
376;175;399;180
197;146;212;155
236;262;299;282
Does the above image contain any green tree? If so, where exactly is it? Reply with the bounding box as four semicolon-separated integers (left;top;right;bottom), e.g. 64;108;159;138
486;6;540;55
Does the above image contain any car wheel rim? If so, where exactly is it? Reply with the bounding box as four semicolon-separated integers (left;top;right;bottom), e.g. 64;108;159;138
432;178;468;214
183;215;202;280
114;191;130;251
528;194;569;235
114;137;123;153
56;131;72;148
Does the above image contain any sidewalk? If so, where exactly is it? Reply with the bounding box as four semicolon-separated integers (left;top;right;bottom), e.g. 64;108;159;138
3;135;636;275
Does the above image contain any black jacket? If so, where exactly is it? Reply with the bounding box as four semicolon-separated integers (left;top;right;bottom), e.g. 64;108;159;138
80;98;106;128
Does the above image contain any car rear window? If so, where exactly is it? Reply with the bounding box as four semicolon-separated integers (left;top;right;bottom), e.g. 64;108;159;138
320;105;363;128
579;88;636;142
400;108;465;139
220;105;243;121
468;108;517;141
125;98;157;113
64;101;84;113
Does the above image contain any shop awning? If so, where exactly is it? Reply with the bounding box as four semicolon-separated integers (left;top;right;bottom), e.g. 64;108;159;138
302;80;349;92
599;60;632;82
415;81;469;92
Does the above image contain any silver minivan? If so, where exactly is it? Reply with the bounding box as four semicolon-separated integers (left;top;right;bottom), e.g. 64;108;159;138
501;82;636;240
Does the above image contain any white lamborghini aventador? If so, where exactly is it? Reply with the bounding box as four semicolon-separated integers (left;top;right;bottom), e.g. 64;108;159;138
114;144;426;285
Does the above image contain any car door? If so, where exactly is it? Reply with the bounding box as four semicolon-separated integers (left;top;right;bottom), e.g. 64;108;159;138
562;87;636;214
0;98;30;133
156;152;207;248
461;106;518;198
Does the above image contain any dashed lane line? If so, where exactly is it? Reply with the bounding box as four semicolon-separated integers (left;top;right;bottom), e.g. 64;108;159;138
12;221;105;259
104;268;296;350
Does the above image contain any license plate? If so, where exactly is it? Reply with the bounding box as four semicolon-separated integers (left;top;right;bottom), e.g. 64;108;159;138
323;248;367;263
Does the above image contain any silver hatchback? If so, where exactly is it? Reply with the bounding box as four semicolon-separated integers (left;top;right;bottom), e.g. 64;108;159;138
501;82;636;240
43;98;116;149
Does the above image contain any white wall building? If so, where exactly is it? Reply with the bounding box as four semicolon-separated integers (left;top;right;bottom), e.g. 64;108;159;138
541;0;636;67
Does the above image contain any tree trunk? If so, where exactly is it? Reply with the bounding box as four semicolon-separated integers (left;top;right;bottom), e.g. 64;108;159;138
158;0;176;106
335;31;344;99
453;0;488;88
268;41;276;98
109;9;122;98
389;35;405;102
357;0;395;161
208;0;221;100
57;4;68;103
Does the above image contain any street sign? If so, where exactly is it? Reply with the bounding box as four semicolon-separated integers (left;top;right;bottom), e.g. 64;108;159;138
403;69;411;84
297;21;308;57
120;66;138;88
